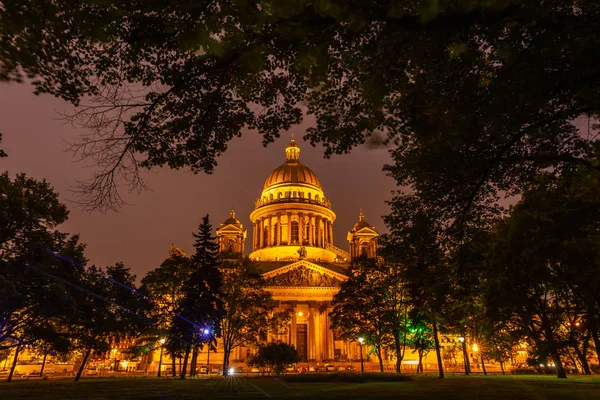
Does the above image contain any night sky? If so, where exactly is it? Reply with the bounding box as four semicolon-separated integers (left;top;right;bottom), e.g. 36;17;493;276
1;83;397;278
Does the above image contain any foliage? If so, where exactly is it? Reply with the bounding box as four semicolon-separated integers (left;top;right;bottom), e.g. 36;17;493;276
2;1;597;211
247;341;301;375
218;259;289;376
484;162;600;378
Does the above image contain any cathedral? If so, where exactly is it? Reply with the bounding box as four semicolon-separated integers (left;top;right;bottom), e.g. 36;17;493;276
215;138;379;363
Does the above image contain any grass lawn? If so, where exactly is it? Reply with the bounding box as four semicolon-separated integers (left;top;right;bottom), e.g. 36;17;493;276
0;374;598;399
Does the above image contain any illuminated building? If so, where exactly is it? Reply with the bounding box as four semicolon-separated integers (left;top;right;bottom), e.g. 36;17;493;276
217;138;378;362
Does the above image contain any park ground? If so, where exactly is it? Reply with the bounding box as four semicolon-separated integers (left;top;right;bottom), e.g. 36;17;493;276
0;374;599;400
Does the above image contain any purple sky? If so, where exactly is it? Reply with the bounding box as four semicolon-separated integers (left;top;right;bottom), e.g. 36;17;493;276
1;83;397;278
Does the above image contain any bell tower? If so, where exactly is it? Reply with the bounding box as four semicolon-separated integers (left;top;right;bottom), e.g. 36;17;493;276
347;209;378;259
216;209;247;256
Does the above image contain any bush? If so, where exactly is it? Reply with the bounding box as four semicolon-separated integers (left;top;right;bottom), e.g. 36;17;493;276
511;368;537;375
281;373;413;383
590;364;600;374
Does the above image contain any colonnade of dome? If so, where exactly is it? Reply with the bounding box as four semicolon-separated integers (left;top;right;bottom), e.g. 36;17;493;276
248;138;340;263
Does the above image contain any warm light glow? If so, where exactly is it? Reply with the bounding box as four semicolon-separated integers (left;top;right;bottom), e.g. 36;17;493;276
229;367;235;375
121;361;128;369
358;337;364;344
160;338;166;345
472;344;479;352
458;337;465;343
297;311;303;317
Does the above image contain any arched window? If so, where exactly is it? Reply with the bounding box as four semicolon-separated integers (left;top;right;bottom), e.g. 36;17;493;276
291;221;299;243
308;192;312;199
278;192;282;199
315;195;319;202
360;243;370;257
270;193;274;201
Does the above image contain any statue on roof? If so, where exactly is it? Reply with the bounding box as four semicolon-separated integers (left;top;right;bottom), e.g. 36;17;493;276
297;245;307;259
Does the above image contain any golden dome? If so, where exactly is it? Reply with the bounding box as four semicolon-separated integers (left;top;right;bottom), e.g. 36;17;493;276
263;139;322;190
352;209;373;231
223;209;241;226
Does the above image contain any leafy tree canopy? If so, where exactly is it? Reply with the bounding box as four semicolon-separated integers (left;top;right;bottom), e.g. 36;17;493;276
248;341;301;375
1;1;598;212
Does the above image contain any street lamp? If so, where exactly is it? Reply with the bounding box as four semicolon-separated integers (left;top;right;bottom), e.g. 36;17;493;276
358;337;365;373
204;328;211;375
157;338;166;377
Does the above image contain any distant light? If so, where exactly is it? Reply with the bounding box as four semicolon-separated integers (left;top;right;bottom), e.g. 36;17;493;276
358;337;364;344
539;364;544;367
159;338;166;345
458;337;465;343
297;311;303;317
229;367;235;375
204;328;210;335
472;344;478;352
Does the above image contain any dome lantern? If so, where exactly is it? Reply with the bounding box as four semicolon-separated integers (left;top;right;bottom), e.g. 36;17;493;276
285;136;300;162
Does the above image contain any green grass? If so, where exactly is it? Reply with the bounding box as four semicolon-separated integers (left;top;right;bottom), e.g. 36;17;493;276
0;374;598;399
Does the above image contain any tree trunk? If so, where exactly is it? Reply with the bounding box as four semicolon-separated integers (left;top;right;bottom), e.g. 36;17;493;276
432;317;444;379
590;323;600;365
499;358;505;375
417;349;423;374
39;352;48;377
376;345;384;372
480;352;487;375
171;353;176;377
571;337;591;375
222;347;230;376
7;345;21;382
190;345;198;377
74;347;92;382
394;336;402;373
547;337;567;378
180;344;191;379
461;335;470;376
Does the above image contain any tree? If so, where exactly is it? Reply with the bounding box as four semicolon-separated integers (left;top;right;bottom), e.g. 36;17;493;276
381;194;452;379
70;262;151;381
172;215;224;379
330;257;411;373
248;341;301;376
2;1;597;212
141;253;191;376
218;260;288;376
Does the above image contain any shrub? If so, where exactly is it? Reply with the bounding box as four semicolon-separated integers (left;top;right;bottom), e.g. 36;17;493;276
281;373;413;383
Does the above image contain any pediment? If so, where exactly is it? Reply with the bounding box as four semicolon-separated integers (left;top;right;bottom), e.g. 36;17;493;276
354;226;378;235
261;260;347;288
218;224;244;232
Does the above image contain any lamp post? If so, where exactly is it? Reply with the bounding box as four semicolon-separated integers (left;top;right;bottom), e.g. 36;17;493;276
458;336;470;375
157;338;166;377
358;337;365;373
204;328;211;375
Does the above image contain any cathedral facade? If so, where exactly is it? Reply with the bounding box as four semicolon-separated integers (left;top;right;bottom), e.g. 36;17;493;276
216;138;378;363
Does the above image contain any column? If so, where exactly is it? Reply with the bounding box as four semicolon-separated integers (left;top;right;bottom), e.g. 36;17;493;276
252;222;256;250
314;308;322;362
275;214;281;245
290;308;297;348
298;213;303;245
328;221;333;245
308;304;316;361
259;218;265;248
308;215;313;246
315;216;321;248
327;310;335;359
266;216;271;247
241;234;245;255
287;212;292;244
